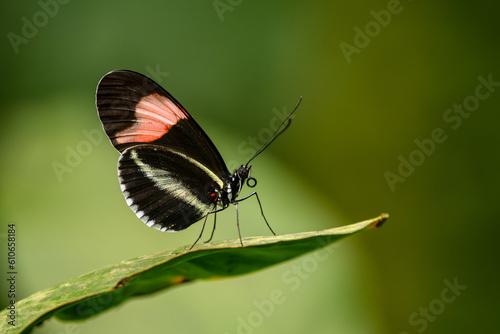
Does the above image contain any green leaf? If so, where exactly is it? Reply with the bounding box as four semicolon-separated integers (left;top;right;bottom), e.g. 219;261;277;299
0;214;388;334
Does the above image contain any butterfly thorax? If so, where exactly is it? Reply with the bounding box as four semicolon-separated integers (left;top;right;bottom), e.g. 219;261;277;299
218;165;252;208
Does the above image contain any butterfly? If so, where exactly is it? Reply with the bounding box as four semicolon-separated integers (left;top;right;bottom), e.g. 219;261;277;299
96;70;300;248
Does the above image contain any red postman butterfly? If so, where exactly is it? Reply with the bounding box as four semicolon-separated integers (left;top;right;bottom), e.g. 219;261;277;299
96;70;300;248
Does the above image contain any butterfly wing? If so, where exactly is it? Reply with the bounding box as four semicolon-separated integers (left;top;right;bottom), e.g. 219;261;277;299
96;70;230;231
96;69;229;178
118;144;224;231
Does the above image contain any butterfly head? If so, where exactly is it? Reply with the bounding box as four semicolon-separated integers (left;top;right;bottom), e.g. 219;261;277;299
221;165;257;205
236;165;258;189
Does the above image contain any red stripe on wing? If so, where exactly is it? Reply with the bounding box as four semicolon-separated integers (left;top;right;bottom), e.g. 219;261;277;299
115;93;188;145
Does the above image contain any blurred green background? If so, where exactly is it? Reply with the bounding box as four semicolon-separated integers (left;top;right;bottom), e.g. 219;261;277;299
1;1;499;333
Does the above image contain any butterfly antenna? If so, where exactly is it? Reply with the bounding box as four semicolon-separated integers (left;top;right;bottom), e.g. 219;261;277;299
246;96;302;165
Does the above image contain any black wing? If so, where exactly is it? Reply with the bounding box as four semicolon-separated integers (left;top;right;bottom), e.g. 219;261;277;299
118;145;224;231
96;69;229;178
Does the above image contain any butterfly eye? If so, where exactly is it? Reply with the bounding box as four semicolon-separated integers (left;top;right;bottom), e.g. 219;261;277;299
246;177;257;188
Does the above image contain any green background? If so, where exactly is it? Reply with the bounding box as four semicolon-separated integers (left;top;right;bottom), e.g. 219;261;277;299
1;1;498;333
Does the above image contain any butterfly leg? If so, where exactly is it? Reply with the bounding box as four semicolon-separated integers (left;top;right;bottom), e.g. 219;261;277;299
236;191;276;236
204;212;217;243
190;207;226;250
189;214;210;250
235;202;244;247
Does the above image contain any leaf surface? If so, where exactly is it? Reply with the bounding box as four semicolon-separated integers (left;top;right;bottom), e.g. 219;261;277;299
0;214;388;334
